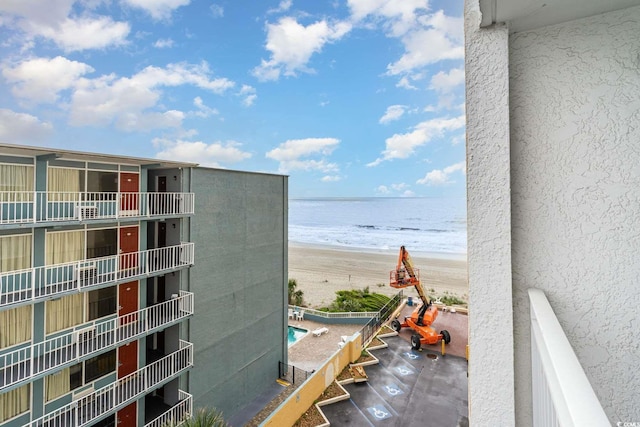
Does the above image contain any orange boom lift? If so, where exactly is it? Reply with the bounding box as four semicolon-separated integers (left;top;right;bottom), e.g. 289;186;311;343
389;245;451;350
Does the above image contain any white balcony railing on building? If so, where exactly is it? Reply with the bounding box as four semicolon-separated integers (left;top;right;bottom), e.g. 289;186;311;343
0;291;193;391
144;390;193;427
529;288;609;426
0;191;195;225
0;242;194;308
26;340;193;427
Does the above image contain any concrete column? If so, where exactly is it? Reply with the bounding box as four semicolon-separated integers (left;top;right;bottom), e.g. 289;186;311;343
464;0;514;425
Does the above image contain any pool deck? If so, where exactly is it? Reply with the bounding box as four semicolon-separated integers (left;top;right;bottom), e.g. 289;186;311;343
287;320;364;372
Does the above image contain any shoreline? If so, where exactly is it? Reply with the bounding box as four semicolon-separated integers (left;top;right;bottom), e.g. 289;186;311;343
288;242;468;309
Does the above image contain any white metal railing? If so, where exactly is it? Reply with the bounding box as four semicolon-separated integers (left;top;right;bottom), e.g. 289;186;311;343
144;390;192;427
529;288;609;426
0;191;195;225
0;242;194;308
288;305;378;319
0;291;193;391
26;340;193;427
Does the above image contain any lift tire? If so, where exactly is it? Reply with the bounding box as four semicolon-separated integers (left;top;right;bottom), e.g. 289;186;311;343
440;330;451;344
411;333;422;350
391;319;402;332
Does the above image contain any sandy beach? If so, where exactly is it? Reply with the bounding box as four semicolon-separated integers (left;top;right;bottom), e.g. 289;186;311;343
288;243;468;309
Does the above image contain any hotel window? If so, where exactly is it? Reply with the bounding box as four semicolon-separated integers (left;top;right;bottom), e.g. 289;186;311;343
0;305;32;349
47;167;85;201
45;350;116;401
88;287;117;320
86;228;117;259
0;234;31;272
87;171;118;193
0;384;30;422
0;164;34;201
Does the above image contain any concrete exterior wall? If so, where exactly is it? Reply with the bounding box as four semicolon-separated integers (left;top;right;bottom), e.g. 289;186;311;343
188;167;288;419
509;6;640;424
464;0;515;425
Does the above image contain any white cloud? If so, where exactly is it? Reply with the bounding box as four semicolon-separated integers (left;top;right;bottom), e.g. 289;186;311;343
39;16;130;51
396;76;417;90
253;17;352;81
210;4;223;18
238;85;257;107
430;67;464;93
379;105;406;124
266;137;340;173
2;56;94;104
387;26;463;75
68;62;234;130
321;175;341;182
417;161;466;185
154;38;174;48
367;115;464;166
121;0;190;20
376;185;390;194
0;109;53;142
192;97;218;118
268;0;292;14
348;0;429;37
154;138;252;167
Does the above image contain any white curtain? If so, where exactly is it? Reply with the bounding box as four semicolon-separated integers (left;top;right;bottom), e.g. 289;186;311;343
48;168;81;201
0;305;31;348
0;234;32;272
0;164;34;202
46;230;85;265
46;294;84;334
45;367;71;401
0;384;29;422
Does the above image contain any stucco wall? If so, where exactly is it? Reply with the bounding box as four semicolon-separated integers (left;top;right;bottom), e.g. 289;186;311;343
464;0;515;425
510;6;640;424
188;168;288;419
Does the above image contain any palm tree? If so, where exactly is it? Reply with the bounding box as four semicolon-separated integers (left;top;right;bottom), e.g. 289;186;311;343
288;278;304;306
165;407;230;427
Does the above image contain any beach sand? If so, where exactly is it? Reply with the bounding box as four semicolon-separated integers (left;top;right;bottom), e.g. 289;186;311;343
288;244;468;309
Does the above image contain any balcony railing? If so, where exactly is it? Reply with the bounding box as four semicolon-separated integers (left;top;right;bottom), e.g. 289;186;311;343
529;288;609;426
0;242;194;308
0;191;195;225
27;340;193;427
144;390;192;427
0;291;193;391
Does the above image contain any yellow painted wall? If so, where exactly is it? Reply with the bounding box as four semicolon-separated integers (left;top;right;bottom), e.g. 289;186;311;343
260;333;363;427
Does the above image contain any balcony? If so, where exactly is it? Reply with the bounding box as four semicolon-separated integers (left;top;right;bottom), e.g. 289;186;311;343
0;291;193;392
529;288;609;425
0;242;194;308
26;340;193;427
0;191;195;226
144;390;192;427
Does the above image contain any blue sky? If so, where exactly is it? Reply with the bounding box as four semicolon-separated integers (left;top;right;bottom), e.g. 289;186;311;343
0;0;465;198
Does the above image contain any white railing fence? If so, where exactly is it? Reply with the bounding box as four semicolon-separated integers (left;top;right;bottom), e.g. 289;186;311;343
0;242;194;308
0;292;194;391
144;390;193;427
0;191;195;225
529;288;609;426
26;340;193;427
288;305;378;319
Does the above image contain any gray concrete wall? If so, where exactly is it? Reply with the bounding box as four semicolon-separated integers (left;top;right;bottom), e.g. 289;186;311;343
188;167;288;419
510;6;640;424
464;0;515;425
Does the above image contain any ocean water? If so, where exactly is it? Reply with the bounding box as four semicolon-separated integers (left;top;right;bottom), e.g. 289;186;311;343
288;197;467;255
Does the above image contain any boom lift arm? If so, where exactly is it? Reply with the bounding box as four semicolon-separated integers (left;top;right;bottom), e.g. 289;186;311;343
389;246;450;349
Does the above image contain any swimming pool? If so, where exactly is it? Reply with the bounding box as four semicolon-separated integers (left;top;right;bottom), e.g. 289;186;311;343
288;326;308;347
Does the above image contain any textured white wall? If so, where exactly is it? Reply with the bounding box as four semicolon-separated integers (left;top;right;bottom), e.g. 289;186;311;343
464;1;515;425
510;6;640;424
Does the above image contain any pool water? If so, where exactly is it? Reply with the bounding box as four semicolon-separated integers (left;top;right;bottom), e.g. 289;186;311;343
288;326;308;347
